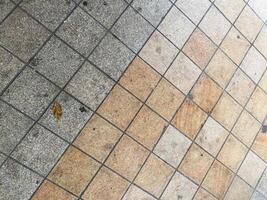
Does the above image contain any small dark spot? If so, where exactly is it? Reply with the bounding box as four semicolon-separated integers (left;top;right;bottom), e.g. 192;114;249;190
43;93;48;97
187;93;193;100
32;131;39;138
36;180;39;184
82;1;88;6
200;153;203;157
237;35;240;39
79;106;87;112
93;127;96;131
103;1;107;6
137;7;142;12
262;125;267;133
29;57;42;67
156;46;161;54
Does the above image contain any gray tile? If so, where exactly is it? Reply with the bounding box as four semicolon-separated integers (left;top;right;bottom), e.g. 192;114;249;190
56;7;106;57
66;61;115;110
0;101;34;154
132;0;172;27
0;0;16;22
40;92;93;142
0;159;42;200
251;191;267;200
0;8;50;61
30;36;84;87
2;67;60;119
257;169;267;197
0;46;24;93
11;124;68;176
20;0;75;31
80;0;127;29
111;7;154;53
0;153;7;166
89;33;135;80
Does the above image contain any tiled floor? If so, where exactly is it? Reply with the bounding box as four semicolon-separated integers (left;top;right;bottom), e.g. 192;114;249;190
1;0;267;200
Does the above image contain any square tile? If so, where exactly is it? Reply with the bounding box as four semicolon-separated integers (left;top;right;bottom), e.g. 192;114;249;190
49;146;100;195
172;99;208;140
82;167;129;200
132;0;172;27
251;191;267;200
257;169;267;197
205;49;237;88
127;105;168;150
66;62;114;111
199;6;231;45
112;7;153;53
147;79;184;121
119;57;160;101
179;144;213;184
161;172;198;200
134;154;174;197
154;125;191;167
211;92;242;131
202;161;234;199
255;26;267;58
193;188;217;200
191;74;223;113
238;151;266;187
139;31;178;75
158;7;195;49
249;0;267;22
0;0;15;22
196;117;229;156
226;69;256;106
89;33;135;80
98;85;142;130
2;67;59;119
122;185;156;200
106;135;149;181
183;28;217;69
31;36;84;87
0;8;50;61
165;52;201;94
252;131;267;162
259;71;267;93
56;7;106;57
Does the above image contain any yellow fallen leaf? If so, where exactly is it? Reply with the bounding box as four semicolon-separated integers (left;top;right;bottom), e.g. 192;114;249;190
52;102;62;120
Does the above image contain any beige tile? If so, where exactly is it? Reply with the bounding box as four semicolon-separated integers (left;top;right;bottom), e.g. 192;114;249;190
211;92;242;131
135;154;174;197
172;99;208;140
105;135;149;181
259;71;267;93
122;185;156;200
179;144;214;184
147;79;184;121
74;115;122;162
127;106;168;150
139;31;177;75
48;146;100;195
183;28;217;69
191;74;223;113
193;188;217;200
252;131;267;162
119;57;160;102
254;25;267;58
97;85;142;130
82;167;129;200
202;161;234;199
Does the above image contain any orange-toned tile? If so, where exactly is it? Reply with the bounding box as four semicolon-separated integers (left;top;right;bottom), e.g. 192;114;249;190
259;71;267;93
119;57;160;101
127;105;168;150
191;74;223;113
179;144;213;184
134;154;174;197
252;131;267;162
183;28;217;69
172;98;207;139
74;115;122;162
105;135;149;181
82;167;129;200
48;146;100;195
147;79;184;121
194;188;217;200
97;85;142;130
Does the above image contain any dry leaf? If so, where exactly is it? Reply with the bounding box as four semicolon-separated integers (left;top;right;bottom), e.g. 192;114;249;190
53;102;62;120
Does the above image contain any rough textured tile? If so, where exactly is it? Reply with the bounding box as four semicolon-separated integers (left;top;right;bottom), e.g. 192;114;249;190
158;7;195;49
0;159;42;200
49;146;100;195
82;167;129;200
196;117;228;156
56;7;106;57
0;0;15;22
0;153;6;166
259;71;267;93
66;62;114;111
0;8;50;61
172;99;207;140
249;0;267;22
98;85;142;130
127;105;167;150
251;191;267;200
122;185;156;200
165;52;201;94
257;169;267;197
183;28;217;69
112;7;153;53
255;26;267;58
154;125;191;167
106;135;149;181
135;154;174;197
161;172;198;200
2;67;59;119
147;79;184;121
193;188;217;200
139;31;177;75
119;57;160;101
252;130;267;162
89;33;135;80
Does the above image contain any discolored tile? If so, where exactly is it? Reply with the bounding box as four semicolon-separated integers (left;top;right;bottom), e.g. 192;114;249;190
122;185;156;200
252;130;267;162
257;169;267;197
254;26;267;58
249;0;267;22
0;0;15;22
251;191;267;200
193;188;217;200
259;71;267;93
